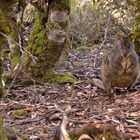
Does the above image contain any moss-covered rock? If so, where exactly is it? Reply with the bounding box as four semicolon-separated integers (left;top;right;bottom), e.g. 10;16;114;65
44;69;76;83
12;109;28;117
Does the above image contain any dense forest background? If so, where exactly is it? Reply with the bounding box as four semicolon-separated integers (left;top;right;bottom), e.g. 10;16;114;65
0;0;140;140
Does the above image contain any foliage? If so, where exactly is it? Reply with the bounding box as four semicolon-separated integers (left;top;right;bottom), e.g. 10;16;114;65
69;0;136;48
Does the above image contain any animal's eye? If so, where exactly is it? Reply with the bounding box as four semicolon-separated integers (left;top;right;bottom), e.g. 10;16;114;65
127;45;130;49
126;43;131;49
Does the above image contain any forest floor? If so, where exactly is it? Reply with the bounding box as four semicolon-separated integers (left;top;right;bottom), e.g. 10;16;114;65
1;47;140;140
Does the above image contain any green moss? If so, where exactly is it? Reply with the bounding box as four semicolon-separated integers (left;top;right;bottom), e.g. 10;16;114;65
27;12;46;56
12;109;28;117
8;52;21;68
44;69;76;84
26;12;48;78
0;116;8;140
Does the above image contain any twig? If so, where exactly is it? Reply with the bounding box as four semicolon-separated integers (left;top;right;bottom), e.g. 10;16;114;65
93;6;112;68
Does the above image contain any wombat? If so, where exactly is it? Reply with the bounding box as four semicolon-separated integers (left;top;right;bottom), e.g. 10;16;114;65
101;34;139;95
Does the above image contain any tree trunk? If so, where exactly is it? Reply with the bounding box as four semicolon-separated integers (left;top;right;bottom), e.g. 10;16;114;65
26;0;75;83
0;1;19;138
0;12;12;97
0;0;22;72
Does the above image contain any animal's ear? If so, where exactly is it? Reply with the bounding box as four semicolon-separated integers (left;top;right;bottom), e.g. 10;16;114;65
128;33;135;41
116;33;125;41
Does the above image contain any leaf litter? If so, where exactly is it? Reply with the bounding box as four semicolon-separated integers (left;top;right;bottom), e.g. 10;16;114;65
1;48;140;140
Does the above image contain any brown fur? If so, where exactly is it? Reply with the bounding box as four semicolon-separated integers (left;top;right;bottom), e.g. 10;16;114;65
101;34;139;95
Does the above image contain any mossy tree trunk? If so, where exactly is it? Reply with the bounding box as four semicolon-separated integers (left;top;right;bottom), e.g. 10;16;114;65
8;25;22;70
131;0;140;55
0;0;22;72
0;23;8;140
26;0;75;83
0;1;18;139
0;15;6;98
0;10;13;97
0;7;9;140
